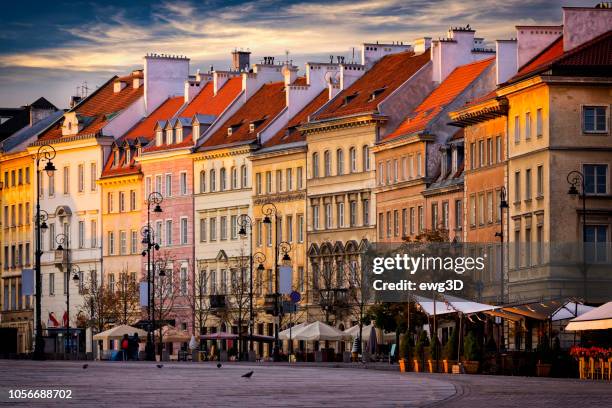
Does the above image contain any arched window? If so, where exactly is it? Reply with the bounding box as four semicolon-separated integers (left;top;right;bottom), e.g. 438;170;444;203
362;145;370;171
240;165;247;188
324;150;331;176
231;167;238;189
336;149;344;175
220;167;226;191
349;147;357;172
312;152;319;178
210;169;216;192
199;170;206;193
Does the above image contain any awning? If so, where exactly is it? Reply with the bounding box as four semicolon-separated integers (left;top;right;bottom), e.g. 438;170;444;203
343;324;396;342
551;300;595;322
93;324;147;341
157;325;191;342
279;322;307;340
565;301;612;331
291;321;352;341
413;295;498;316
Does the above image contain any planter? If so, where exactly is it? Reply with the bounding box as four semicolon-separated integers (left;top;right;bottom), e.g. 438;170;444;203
463;360;480;374
399;359;407;373
413;359;420;372
443;359;457;373
536;362;552;377
427;359;434;373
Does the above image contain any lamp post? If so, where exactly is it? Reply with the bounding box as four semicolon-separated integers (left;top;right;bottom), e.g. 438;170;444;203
567;170;588;302
157;260;166;360
33;144;56;360
495;186;509;304
55;232;72;353
141;192;163;361
261;202;291;362
237;214;254;357
65;264;81;354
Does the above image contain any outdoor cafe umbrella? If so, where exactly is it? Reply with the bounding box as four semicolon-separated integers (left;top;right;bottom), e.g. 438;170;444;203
93;324;147;341
292;321;351;341
279;322;307;340
157;325;191;343
344;323;397;343
366;325;377;354
565;301;612;331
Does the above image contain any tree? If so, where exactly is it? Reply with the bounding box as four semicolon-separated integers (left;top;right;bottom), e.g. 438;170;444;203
78;269;118;340
226;249;251;359
152;251;181;356
345;254;375;353
186;265;212;339
312;250;350;326
115;266;140;325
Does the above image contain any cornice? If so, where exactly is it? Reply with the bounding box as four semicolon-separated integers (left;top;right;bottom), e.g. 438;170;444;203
253;191;306;205
300;113;387;135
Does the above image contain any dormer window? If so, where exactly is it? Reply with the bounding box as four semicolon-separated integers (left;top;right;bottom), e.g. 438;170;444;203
343;92;358;106
193;124;200;140
369;87;386;102
249;123;256;133
175;127;183;143
156;130;163;147
125;148;131;165
452;148;458;173
113;149;120;167
137;145;142;157
166;129;173;145
227;127;233;136
441;150;448;176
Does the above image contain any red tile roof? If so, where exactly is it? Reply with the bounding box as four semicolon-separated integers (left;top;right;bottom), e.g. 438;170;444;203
313;51;430;120
39;73;144;141
100;97;184;178
181;77;242;118
509;30;612;83
199;82;286;149
264;89;329;147
385;57;495;140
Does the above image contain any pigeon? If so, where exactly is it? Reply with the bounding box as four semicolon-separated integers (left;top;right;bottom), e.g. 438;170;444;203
241;371;254;378
216;363;222;368
82;364;88;369
156;364;164;369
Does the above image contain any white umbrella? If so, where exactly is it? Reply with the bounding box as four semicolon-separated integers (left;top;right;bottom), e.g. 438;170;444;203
551;301;595;321
344;323;374;341
189;336;198;350
93;324;146;341
292;321;351;341
566;301;612;331
279;322;307;340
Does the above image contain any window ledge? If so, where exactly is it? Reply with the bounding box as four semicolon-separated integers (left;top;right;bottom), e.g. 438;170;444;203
536;195;544;200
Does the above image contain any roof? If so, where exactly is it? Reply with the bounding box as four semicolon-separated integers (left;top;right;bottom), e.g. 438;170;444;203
313;51;430;120
198;82;287;150
264;89;329;147
38;73;144;141
385;57;495;140
181;77;242;118
0;111;63;154
508;29;612;83
100;97;183;178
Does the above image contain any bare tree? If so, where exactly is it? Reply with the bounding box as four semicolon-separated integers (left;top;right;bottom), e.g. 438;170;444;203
152;251;181;356
78;270;118;335
115;266;140;325
187;264;213;339
313;254;350;326
345;254;375;353
227;250;251;358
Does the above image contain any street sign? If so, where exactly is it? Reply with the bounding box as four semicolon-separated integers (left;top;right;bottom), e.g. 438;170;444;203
139;282;148;307
290;291;301;303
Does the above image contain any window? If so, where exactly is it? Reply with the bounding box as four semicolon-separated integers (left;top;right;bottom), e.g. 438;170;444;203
409;156;414;179
525;112;531;140
478;193;485;225
210;218;217;241
130;190;136;211
25;167;30;184
378;213;384;239
285;215;293;242
525;227;532;267
125;148;131;164
325;204;332;229
349;201;357;227
120;231;127;255
363;199;370;226
49;273;55;295
156;130;163;146
91;220;97;248
393;210;399;236
256;220;262;246
298;266;304;292
220;216;227;240
349;147;357;172
145;176;152;197
90;163;97;191
297;167;303;189
276;170;282;192
378;162;384;185
525;169;532;200
131;230;137;254
241;165;247;188
181;217;188;244
266;223;272;246
119;191;125;212
324;150;331;176
49;223;55;251
386;161;391;184
514;171;521;202
536;108;543;137
336;149;344;175
220;168;226;191
155;221;162;246
25;203;29;225
409;207;415;235
469;194;476;227
585;225;608;263
10;170;15;187
108;231;115;255
200;219;207;242
416;153;422;177
486;192;493;223
78;164;84;192
337;202;344;228
583;106;607;133
200;170;206;193
180;172;187;195
487;138;493;165
180;266;188;295
210;169;216;192
255;173;262;195
230;215;238;240
78;221;85;248
286;168;293;191
455;200;462;231
514;115;520;143
478;141;484;168
312;205;320;230
431;203;438;230
470;143;476;170
401;208;407;236
496;136;502;163
264;171;272;194
312;153;319;178
63;166;69;194
297;215;304;242
165;220;173;245
165;174;172;197
155;175;162;195
584;164;608;194
442;202;449;230
537;166;544;198
362;145;370;171
393;159;399;182
107;192;114;213
418;206;424;232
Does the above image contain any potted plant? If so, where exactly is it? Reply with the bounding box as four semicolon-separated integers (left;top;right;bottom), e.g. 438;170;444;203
414;331;429;372
399;332;413;372
442;328;458;373
427;336;442;373
462;331;481;374
536;334;553;377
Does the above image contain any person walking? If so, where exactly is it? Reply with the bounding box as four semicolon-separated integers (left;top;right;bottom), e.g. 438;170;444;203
132;333;140;361
121;334;129;361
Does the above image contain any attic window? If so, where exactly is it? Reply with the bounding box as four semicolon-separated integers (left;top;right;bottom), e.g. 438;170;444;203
227;127;233;136
125;148;131;165
249;123;256;133
156;130;163;147
343;92;359;106
369;87;387;101
113;149;120;167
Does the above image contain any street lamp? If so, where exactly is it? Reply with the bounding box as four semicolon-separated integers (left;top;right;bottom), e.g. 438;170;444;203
495;186;509;303
237;214;255;357
261;202;292;362
55;232;73;353
142;191;163;361
567;170;588;301
33;144;56;360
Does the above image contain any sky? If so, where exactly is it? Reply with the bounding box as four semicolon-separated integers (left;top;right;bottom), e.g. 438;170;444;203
0;0;596;108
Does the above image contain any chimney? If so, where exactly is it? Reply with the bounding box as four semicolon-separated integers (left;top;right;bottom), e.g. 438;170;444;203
562;5;612;51
413;37;432;55
70;95;82;108
361;42;413;68
242;59;284;99
339;64;366;90
515;26;562;68
496;39;518;84
114;80;127;93
144;53;190;113
231;49;251;72
282;63;299;86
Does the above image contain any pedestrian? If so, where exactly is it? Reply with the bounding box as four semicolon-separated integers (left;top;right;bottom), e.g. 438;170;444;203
132;333;140;361
121;334;129;361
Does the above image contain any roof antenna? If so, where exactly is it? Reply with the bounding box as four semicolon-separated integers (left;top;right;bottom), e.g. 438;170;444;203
352;47;355;63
